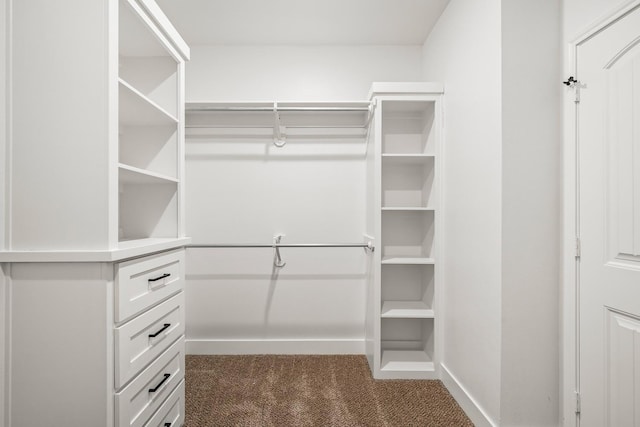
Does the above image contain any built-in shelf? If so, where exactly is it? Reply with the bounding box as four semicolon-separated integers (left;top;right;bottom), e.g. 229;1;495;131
119;79;179;126
381;257;435;265
119;163;179;184
381;207;435;211
0;237;191;263
382;154;435;164
380;350;434;372
371;87;441;380
381;301;434;318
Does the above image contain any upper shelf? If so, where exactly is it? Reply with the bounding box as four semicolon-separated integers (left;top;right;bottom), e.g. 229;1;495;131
186;101;372;130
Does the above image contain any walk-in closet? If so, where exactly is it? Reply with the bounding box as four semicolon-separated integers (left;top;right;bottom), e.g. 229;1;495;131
5;0;623;425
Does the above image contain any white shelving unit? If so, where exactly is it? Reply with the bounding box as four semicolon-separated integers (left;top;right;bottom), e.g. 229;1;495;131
5;0;190;258
3;1;190;426
118;0;185;246
367;83;443;379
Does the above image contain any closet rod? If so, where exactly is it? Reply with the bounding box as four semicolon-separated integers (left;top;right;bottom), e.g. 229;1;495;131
188;242;374;250
187;106;370;113
185;125;367;129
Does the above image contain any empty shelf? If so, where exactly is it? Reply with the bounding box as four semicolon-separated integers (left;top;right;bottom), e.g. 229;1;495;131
381;207;435;211
381;301;434;318
119;163;179;184
382;154;435;164
381;257;435;265
381;350;434;372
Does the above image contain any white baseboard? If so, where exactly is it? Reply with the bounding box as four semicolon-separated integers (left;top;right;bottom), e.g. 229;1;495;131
441;363;497;427
186;338;366;355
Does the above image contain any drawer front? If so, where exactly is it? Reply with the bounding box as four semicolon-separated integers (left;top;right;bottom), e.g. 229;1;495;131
144;379;184;427
116;249;185;323
116;336;185;427
115;293;185;389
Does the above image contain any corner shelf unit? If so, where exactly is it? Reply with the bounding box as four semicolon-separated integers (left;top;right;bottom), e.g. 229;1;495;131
367;83;443;379
118;0;188;246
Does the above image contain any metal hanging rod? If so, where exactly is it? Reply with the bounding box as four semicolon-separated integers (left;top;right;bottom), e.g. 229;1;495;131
188;242;374;250
188;235;373;268
187;106;371;113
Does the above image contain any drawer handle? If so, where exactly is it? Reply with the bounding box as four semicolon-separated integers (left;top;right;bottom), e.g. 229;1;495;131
149;273;171;283
164;424;172;427
149;373;171;393
148;323;171;338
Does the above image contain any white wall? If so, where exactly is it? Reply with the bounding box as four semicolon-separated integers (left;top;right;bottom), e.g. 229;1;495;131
422;0;562;425
501;0;561;425
184;45;420;353
421;0;503;423
186;45;423;102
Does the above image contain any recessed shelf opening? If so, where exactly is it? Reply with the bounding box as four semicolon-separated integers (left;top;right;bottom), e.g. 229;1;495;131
119;125;178;179
381;210;434;261
382;157;435;208
119;183;178;242
119;57;178;118
381;264;435;316
380;318;434;372
381;100;435;155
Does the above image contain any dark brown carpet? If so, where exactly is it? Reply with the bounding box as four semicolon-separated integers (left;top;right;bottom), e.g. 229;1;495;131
185;355;474;427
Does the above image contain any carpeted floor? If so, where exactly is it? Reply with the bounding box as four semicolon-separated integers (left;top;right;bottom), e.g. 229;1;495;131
185;354;474;427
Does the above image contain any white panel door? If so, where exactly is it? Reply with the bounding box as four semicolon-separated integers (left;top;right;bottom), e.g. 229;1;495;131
578;5;640;426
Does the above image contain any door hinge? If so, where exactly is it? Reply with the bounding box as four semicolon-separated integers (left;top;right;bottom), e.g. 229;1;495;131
575;392;581;414
563;76;584;103
575;237;581;259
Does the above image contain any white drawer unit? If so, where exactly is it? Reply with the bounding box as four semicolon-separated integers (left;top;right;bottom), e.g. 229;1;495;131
144;380;185;427
117;336;186;427
116;250;185;323
115;292;185;388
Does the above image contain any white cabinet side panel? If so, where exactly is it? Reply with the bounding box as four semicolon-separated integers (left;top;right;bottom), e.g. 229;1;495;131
9;0;112;250
9;263;113;427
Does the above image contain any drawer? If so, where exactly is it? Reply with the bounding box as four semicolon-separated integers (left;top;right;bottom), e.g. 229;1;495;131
116;336;185;427
116;249;185;323
144;379;184;427
115;293;185;389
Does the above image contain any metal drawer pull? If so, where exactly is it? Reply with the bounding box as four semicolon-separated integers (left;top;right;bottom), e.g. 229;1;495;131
149;273;171;282
149;373;171;393
164;424;172;427
148;323;171;338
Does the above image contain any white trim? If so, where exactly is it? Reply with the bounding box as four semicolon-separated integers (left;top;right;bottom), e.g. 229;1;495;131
570;0;640;46
562;2;640;426
440;364;497;427
186;339;365;355
2;264;10;427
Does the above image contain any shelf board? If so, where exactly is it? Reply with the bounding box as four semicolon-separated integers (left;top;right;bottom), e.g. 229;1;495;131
381;207;435;212
381;257;435;265
0;237;191;263
119;78;178;126
119;163;179;184
381;350;434;372
382;154;435;164
381;301;434;319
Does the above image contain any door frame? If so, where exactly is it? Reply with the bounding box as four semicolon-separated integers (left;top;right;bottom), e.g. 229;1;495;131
563;1;640;425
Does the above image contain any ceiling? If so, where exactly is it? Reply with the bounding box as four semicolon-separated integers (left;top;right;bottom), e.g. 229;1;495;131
155;0;451;46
